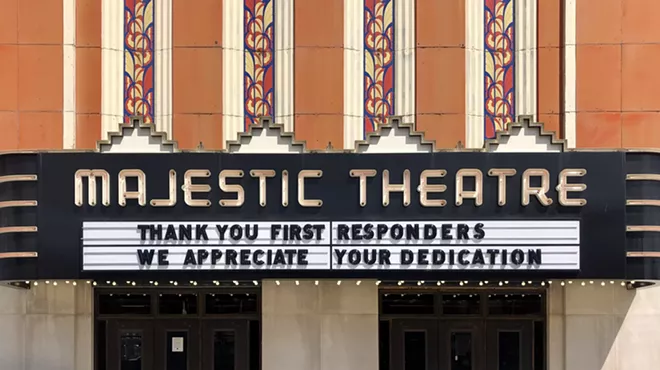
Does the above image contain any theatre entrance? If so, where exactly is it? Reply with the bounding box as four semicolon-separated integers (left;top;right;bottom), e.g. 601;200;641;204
94;288;260;370
380;289;545;370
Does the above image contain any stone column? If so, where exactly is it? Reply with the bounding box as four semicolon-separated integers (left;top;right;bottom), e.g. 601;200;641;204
547;283;565;370
0;282;93;370
609;284;660;369
548;282;660;370
261;279;379;370
0;286;27;370
563;283;630;370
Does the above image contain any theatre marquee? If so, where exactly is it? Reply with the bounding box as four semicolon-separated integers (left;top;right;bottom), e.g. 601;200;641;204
0;149;645;281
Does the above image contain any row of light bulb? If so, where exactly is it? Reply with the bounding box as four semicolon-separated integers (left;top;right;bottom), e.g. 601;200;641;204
22;279;635;287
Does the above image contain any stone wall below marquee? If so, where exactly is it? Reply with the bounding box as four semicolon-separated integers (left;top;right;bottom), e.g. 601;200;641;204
0;281;659;369
547;283;660;370
0;283;93;370
261;279;379;370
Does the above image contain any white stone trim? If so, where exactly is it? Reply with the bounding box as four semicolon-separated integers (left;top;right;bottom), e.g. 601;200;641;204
154;0;173;139
356;129;434;154
343;0;364;149
275;0;294;132
515;0;537;119
99;122;177;153
226;118;304;153
564;0;577;148
222;0;245;148
63;0;76;149
465;0;485;149
101;0;125;136
394;0;415;124
486;122;564;153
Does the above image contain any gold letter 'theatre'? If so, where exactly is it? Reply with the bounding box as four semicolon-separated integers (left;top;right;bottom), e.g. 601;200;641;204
488;169;516;206
522;169;553;206
556;169;587;206
382;170;411;207
455;169;483;206
418;170;447;207
350;169;377;207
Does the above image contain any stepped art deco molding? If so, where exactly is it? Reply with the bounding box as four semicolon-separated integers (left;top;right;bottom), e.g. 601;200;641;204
93;115;567;154
97;116;178;153
225;117;307;154
483;115;567;153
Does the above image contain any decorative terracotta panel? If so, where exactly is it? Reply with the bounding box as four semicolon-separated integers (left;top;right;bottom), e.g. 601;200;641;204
364;0;394;134
124;0;155;123
484;0;514;139
244;0;275;129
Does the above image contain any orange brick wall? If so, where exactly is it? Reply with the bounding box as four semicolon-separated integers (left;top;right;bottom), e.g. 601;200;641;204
0;0;63;150
415;0;465;148
172;0;224;150
75;0;102;149
293;0;344;150
537;0;562;137
576;0;660;148
2;1;660;151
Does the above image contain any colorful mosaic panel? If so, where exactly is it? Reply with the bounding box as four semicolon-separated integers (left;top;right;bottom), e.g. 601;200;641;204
124;0;155;123
244;0;275;129
364;0;394;134
484;0;515;139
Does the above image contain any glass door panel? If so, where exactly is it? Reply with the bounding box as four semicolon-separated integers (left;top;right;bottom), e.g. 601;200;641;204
391;320;439;370
107;320;154;370
485;321;533;370
438;320;483;370
154;320;201;370
202;320;249;370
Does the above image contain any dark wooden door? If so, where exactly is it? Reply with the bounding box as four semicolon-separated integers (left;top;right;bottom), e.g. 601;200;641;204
107;320;155;370
438;320;484;370
154;319;201;370
484;320;533;370
391;319;439;370
201;320;250;370
390;319;534;370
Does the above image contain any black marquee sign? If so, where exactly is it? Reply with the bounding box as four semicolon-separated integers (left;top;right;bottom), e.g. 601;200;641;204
7;147;660;282
0;115;659;281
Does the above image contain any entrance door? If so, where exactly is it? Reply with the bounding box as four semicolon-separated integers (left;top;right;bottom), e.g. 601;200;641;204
438;320;483;370
201;320;250;370
106;319;250;370
154;319;201;370
391;320;439;370
485;321;533;370
107;320;155;370
390;319;533;370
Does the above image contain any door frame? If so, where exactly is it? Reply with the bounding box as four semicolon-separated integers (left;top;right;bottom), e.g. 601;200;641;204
201;319;251;370
106;319;155;370
390;319;439;370
438;319;484;370
485;320;534;370
153;319;201;370
388;318;537;370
